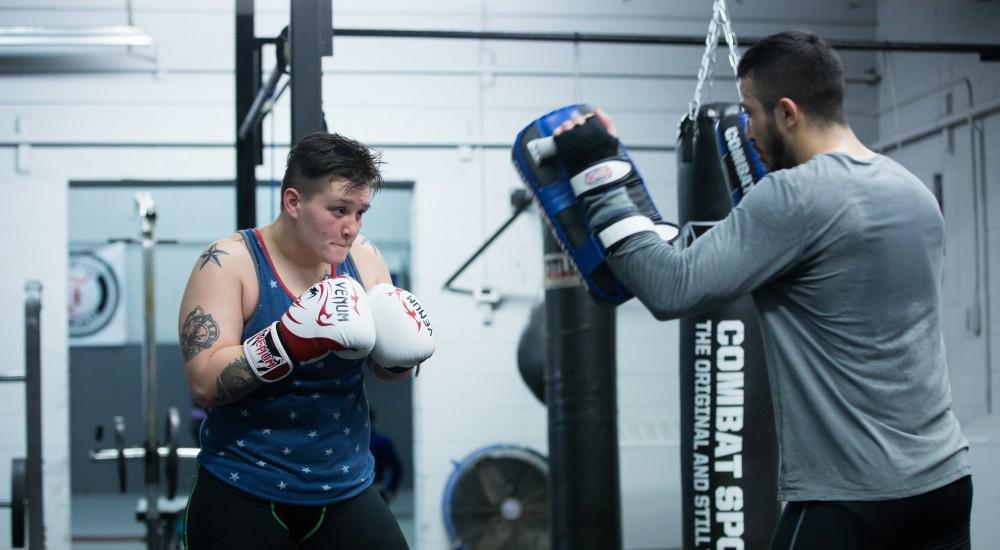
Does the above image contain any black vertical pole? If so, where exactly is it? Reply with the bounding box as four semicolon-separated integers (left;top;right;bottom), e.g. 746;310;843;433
235;0;258;230
290;0;332;142
543;229;622;550
24;282;44;550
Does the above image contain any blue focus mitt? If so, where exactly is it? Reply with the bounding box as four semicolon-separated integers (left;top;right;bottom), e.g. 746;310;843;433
715;107;768;206
512;104;678;304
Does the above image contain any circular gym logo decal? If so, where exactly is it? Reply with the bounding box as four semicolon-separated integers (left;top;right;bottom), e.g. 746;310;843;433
68;253;121;337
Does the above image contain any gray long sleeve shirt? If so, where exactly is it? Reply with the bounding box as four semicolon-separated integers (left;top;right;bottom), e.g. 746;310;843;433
591;152;969;501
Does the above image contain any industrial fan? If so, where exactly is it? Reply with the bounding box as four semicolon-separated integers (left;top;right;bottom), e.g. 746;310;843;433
442;444;550;550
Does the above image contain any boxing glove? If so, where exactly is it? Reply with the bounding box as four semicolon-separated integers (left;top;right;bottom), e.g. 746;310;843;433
553;116;677;251
367;283;435;373
243;276;376;383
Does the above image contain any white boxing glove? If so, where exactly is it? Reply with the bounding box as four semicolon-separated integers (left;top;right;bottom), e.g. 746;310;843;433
243;276;376;382
368;283;435;372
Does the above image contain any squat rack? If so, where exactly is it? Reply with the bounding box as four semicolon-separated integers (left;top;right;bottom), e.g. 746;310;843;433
0;282;45;548
233;0;1000;230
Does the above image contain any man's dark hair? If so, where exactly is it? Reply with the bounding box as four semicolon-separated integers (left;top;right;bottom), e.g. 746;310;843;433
281;131;384;199
737;30;847;125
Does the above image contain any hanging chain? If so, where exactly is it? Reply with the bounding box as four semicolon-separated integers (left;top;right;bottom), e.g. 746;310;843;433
688;8;720;121
688;0;743;120
716;0;742;96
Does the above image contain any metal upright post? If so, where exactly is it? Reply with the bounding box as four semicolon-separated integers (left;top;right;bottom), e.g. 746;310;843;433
235;0;259;230
135;193;159;550
24;281;44;550
289;0;332;142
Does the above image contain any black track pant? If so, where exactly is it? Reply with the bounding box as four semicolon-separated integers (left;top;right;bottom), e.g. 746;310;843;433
184;467;409;550
770;475;972;550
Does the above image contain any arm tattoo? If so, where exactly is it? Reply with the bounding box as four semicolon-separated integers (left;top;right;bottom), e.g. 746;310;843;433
198;243;229;269
215;356;262;404
181;306;220;361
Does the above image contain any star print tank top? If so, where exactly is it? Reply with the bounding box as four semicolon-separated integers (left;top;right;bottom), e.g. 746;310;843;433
197;228;375;505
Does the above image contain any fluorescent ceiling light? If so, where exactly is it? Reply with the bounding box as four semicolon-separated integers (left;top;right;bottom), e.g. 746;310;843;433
0;26;153;48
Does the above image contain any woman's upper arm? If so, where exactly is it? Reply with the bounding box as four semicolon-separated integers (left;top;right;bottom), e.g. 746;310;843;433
351;234;393;289
178;236;251;371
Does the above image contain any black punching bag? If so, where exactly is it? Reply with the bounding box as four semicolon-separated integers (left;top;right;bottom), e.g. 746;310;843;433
543;228;621;550
517;302;546;404
676;103;779;550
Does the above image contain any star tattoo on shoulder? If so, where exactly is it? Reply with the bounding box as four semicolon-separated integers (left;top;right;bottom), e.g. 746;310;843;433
198;243;229;270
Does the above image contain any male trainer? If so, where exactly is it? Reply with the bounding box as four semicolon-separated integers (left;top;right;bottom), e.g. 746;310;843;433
548;30;972;549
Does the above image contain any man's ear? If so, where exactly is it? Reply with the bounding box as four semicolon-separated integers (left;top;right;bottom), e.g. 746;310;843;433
774;97;801;131
283;187;303;218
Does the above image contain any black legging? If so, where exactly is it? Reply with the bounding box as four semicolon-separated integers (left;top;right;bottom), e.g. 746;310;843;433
184;466;409;550
770;475;972;550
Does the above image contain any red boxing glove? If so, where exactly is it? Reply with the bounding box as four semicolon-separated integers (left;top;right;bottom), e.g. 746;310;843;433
243;276;376;382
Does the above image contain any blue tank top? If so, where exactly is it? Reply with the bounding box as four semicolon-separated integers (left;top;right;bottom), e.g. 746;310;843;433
198;228;375;505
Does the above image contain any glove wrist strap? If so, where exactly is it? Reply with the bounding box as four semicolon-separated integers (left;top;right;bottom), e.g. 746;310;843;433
243;322;294;383
569;157;634;196
597;214;656;249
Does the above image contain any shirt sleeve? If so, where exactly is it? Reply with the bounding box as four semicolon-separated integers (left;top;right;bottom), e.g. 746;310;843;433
587;173;811;319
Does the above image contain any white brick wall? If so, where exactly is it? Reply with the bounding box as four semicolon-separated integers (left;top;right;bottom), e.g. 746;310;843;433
876;2;1000;548
28;1;1000;549
0;179;70;549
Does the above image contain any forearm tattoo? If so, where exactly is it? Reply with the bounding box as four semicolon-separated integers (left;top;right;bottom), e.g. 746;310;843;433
215;356;261;404
198;243;229;269
181;306;220;361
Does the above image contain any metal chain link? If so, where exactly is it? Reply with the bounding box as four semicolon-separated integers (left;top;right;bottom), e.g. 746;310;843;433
716;0;742;97
688;0;743;120
704;23;719;109
688;8;720;121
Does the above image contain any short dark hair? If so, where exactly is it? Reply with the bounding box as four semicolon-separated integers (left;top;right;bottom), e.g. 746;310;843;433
281;131;384;199
737;30;847;125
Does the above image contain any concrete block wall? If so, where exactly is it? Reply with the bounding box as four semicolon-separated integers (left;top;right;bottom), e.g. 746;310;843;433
10;0;999;548
0;179;70;548
0;1;880;548
875;2;1000;547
